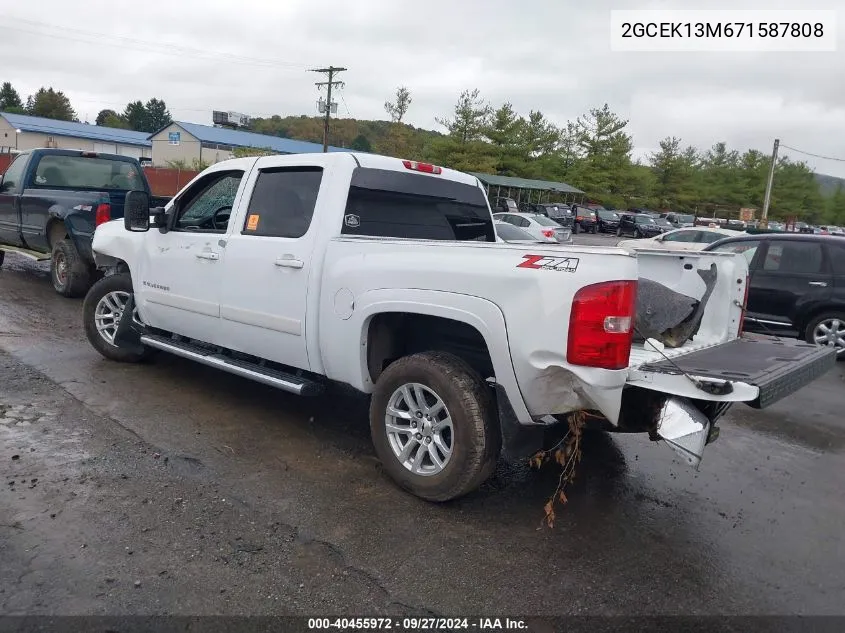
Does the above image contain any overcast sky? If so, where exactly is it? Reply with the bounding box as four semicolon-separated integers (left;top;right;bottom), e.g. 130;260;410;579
3;0;844;177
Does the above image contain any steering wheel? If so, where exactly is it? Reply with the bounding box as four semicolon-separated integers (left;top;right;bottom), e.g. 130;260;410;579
211;206;232;230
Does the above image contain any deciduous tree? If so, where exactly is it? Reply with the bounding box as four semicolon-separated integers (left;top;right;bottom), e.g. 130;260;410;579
384;86;412;123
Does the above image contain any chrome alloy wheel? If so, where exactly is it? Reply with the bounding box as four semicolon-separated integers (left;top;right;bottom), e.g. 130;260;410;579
93;290;130;346
384;383;454;476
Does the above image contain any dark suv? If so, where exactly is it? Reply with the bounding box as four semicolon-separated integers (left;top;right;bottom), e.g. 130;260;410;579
616;213;663;238
595;209;621;233
704;233;845;356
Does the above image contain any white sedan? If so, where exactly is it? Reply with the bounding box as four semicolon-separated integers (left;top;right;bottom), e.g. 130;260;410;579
617;227;742;251
493;213;572;243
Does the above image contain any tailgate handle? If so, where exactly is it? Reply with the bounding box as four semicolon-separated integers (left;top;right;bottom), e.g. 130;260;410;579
808;281;828;287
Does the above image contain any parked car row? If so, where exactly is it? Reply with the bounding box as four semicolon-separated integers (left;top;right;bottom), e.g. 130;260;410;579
617;226;740;251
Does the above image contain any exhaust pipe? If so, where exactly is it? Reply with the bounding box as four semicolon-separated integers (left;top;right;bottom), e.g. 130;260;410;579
656;397;712;469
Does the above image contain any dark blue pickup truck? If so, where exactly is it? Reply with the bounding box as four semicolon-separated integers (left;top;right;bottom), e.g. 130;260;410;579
0;148;161;297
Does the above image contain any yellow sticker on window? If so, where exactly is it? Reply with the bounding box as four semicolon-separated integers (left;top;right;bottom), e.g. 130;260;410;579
246;214;260;231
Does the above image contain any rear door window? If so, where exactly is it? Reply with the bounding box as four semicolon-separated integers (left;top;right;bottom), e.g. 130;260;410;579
342;168;494;241
827;242;845;275
662;230;699;243
698;231;728;244
242;167;323;238
763;241;823;274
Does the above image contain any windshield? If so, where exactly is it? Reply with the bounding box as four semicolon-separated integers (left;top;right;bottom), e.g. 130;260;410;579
636;216;656;224
598;211;618;219
33;155;144;190
532;215;562;227
676;214;694;223
655;218;672;226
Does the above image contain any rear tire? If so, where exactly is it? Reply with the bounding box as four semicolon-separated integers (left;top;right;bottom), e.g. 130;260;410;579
573;223;580;234
0;250;4;268
369;351;500;502
591;225;597;234
83;273;153;363
616;228;622;237
804;312;845;360
51;239;91;298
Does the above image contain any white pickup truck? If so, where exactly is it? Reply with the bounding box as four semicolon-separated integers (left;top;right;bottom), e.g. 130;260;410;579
81;152;835;502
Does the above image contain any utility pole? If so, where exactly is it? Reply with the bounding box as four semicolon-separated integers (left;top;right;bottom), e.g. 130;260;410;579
760;138;779;229
310;66;346;152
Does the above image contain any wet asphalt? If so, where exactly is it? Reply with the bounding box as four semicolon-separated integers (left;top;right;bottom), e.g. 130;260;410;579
0;248;844;618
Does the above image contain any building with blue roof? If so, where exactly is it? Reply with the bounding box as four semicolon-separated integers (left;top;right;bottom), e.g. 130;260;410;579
1;112;351;167
148;120;349;167
0;111;152;159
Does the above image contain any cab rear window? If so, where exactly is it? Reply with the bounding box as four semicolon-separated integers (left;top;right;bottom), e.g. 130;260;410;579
341;168;495;242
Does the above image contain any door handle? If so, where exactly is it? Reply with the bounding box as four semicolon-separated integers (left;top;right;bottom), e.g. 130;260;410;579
195;251;220;261
808;281;828;287
275;256;304;269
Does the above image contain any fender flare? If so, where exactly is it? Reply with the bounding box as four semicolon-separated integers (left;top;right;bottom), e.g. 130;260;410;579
332;288;532;424
46;207;93;262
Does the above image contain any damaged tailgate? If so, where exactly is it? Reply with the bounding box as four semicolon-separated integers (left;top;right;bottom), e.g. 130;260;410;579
637;335;836;409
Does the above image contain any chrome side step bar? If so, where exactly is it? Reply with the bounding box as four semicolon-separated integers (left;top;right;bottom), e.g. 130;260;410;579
139;334;323;396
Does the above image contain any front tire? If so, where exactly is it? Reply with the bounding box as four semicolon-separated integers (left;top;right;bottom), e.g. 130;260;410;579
83;273;152;363
370;352;500;502
573;223;580;234
804;312;845;359
51;239;91;297
0;250;4;268
616;227;623;237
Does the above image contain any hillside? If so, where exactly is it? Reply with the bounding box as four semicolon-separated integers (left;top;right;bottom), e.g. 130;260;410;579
248;115;443;157
814;172;845;197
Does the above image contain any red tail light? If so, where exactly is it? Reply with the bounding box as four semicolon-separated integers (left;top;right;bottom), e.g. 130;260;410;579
542;229;555;238
95;202;112;226
402;160;442;174
567;280;637;370
737;274;750;337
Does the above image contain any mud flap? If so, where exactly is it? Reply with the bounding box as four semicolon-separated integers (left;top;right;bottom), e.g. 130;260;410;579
656;397;711;468
113;294;147;355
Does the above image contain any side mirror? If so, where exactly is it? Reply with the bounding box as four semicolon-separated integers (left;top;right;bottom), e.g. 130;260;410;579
124;190;151;232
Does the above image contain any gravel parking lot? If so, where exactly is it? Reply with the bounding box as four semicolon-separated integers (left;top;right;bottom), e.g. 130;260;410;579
1;252;844;619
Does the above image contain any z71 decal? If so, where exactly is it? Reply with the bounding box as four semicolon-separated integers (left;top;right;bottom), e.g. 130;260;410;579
517;254;579;273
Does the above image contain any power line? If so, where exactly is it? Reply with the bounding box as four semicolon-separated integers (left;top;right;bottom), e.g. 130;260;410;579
0;16;310;70
780;143;845;163
310;66;346;152
339;92;352;117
